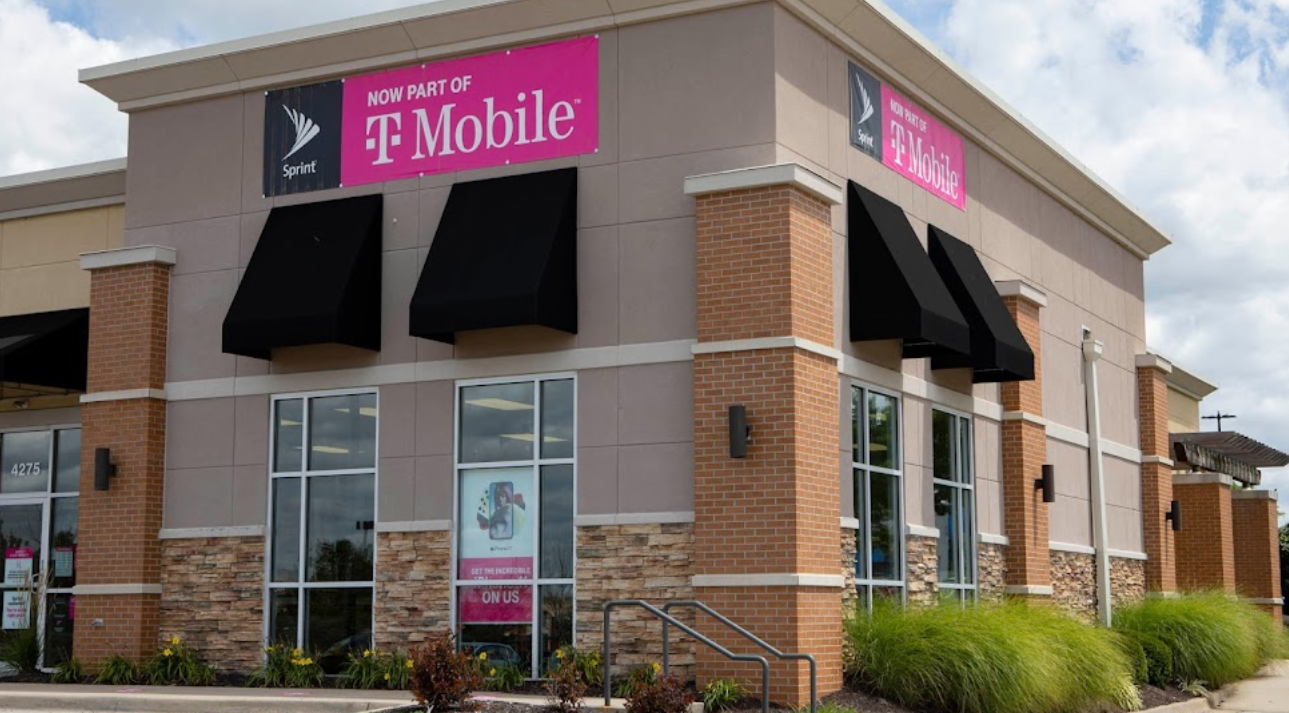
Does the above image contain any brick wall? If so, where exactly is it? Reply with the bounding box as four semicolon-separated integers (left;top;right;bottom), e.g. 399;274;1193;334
690;176;841;707
1174;478;1235;592
1232;494;1282;621
1137;364;1176;592
1000;294;1049;592
75;256;173;667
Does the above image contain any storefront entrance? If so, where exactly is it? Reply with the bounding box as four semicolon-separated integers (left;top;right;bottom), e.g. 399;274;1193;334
0;427;80;669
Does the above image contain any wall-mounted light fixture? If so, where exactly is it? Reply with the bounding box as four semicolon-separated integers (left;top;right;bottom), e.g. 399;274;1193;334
1165;500;1181;531
1035;464;1056;503
729;405;751;458
94;447;117;491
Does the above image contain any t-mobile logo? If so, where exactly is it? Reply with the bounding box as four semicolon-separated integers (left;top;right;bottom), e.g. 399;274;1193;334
366;113;402;165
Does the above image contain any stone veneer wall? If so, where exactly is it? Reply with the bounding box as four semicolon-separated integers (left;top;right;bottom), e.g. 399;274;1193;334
906;536;938;604
1051;551;1097;619
375;530;451;652
1110;558;1146;607
978;543;1006;600
158;537;263;672
841;527;858;610
576;523;696;679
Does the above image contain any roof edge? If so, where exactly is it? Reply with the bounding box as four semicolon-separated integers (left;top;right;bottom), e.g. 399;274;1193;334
0;158;127;191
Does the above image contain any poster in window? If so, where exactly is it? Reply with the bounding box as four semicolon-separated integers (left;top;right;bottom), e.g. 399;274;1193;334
458;468;533;580
458;585;533;624
4;547;33;586
53;547;74;578
2;591;28;629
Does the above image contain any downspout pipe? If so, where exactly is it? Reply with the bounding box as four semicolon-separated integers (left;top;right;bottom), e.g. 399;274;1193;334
1082;332;1112;627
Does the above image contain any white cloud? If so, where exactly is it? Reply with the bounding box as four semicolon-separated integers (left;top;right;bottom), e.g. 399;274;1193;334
933;0;1289;520
0;0;175;174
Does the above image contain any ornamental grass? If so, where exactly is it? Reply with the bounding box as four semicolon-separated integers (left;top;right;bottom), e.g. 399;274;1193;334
843;598;1140;713
1112;592;1289;688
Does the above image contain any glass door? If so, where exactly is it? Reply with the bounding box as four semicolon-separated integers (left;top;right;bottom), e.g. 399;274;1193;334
0;427;80;669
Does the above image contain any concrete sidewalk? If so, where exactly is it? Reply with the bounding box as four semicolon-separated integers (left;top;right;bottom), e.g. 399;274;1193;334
0;682;419;713
1213;660;1289;713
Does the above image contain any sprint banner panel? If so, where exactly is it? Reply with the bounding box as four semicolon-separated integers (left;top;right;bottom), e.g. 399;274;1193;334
849;63;966;211
263;37;599;197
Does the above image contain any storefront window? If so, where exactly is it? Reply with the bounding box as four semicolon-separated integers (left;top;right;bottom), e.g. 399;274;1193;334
932;409;975;602
0;426;80;669
852;385;903;609
455;376;575;678
267;392;376;673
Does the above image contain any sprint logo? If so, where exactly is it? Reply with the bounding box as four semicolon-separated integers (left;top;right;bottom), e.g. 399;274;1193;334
282;105;321;179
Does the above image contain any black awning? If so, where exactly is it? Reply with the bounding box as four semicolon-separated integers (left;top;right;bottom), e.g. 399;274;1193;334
847;181;969;359
927;226;1035;382
223;194;382;360
410;167;577;344
0;308;89;393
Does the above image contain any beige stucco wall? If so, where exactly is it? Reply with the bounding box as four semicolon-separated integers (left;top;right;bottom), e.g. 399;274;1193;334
0;205;123;316
1168;387;1201;434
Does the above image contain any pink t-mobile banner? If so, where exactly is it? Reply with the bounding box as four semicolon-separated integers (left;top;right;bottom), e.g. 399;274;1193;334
340;37;598;186
458;556;533;581
879;85;965;210
458;585;532;624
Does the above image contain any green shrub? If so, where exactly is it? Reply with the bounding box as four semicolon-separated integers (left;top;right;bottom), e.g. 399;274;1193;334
614;662;661;698
339;648;412;690
51;657;86;684
486;662;527;692
409;632;483;711
1116;629;1174;687
144;635;215;686
248;644;324;688
96;654;141;685
843;598;1139;713
0;620;42;673
699;678;745;713
1113;592;1285;687
562;647;603;688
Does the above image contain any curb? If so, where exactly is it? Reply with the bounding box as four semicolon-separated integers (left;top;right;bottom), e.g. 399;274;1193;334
0;689;415;713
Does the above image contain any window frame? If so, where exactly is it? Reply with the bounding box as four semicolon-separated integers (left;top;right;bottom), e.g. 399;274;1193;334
931;406;977;602
0;423;82;671
450;372;577;680
262;388;379;656
850;382;905;610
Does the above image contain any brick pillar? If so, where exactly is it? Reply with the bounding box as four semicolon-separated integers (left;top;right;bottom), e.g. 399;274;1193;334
1232;490;1283;621
685;165;843;707
997;282;1050;595
73;246;176;668
1135;355;1176;593
1173;473;1235;592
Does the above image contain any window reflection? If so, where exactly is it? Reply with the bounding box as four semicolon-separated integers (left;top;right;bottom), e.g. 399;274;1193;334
869;473;900;581
1;431;51;494
306;475;374;582
867;393;897;469
540;380;574;459
48;498;78;589
274;400;304;473
308;395;377;471
53;429;80;493
460;383;535;463
540;466;574;579
272;479;301;582
308;588;372;674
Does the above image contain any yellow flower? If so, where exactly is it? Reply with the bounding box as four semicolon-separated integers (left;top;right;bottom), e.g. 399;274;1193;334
162;649;173;657
651;662;661;673
405;660;414;669
293;648;303;657
478;652;487;661
489;668;497;676
555;649;565;659
170;635;181;645
384;673;391;681
363;649;372;658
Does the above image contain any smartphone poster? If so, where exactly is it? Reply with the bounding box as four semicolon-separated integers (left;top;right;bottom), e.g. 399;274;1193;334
458;468;533;580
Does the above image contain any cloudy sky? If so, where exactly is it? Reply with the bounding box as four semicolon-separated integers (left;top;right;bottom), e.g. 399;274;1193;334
1;0;1287;519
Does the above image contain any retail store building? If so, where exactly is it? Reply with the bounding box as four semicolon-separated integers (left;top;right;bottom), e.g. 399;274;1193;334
0;0;1282;704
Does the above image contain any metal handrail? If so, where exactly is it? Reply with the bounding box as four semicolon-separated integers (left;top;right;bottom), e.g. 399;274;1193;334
603;600;771;713
662;600;817;713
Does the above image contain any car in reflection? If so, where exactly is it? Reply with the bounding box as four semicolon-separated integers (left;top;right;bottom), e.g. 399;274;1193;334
461;642;522;666
318;631;373;673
